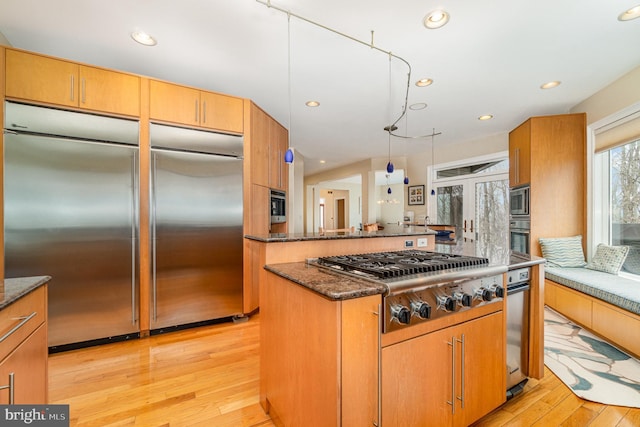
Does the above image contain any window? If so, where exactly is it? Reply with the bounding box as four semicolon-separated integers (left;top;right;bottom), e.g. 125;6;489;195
594;138;640;277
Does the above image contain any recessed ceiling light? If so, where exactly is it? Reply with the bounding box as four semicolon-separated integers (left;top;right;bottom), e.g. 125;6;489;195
131;31;157;46
540;81;561;89
415;78;434;87
423;10;450;29
409;103;428;110
305;101;320;107
618;5;640;21
319;160;326;164
478;115;493;121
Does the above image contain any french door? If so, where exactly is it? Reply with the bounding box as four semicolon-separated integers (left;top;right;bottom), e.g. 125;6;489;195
433;174;509;256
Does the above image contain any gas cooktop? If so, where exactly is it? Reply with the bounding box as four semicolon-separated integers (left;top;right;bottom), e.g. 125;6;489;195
317;250;490;279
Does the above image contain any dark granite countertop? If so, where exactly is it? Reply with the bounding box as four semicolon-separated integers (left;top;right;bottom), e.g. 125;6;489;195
264;262;386;301
0;276;51;310
245;225;436;243
265;243;545;301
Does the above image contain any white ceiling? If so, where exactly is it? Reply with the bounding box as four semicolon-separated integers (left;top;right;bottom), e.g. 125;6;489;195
1;1;639;176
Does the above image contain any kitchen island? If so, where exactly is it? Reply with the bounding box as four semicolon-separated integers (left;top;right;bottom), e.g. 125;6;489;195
259;243;545;427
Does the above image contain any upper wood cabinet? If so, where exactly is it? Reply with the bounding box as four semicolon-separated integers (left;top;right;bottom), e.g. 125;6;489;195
508;119;532;186
249;103;270;187
149;80;243;134
5;49;140;116
249;102;288;191
270;118;289;191
509;113;587;257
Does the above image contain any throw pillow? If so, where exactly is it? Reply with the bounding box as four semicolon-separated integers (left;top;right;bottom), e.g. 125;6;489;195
586;244;630;275
538;235;587;268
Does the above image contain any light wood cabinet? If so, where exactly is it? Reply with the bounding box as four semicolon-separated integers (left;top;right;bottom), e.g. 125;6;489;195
149;80;243;134
260;272;379;426
249;103;271;188
269;118;289;191
5;49;140;116
508;113;586;257
508;119;531;186
0;285;48;404
249;102;288;191
381;311;505;427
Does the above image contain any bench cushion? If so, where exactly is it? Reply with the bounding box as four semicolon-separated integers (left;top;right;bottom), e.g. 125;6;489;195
545;267;640;316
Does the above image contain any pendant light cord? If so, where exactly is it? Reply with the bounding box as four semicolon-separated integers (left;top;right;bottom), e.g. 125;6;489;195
287;12;292;151
258;0;415;137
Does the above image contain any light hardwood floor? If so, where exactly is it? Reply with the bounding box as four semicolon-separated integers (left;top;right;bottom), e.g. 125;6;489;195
49;314;640;427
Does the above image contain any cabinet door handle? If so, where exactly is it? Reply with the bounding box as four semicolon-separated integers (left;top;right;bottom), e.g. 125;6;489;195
203;101;207;124
515;148;520;185
81;77;86;104
70;75;75;101
195;100;199;123
447;336;456;414
470;219;474;233
0;312;37;343
267;145;272;186
457;334;466;408
0;373;15;404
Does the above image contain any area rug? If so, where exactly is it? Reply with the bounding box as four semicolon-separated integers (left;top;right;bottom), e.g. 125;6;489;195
544;307;640;407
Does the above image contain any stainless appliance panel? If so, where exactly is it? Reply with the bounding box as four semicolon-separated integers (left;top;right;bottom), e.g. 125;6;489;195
5;101;139;145
270;189;286;224
4;133;139;347
151;149;243;330
506;268;530;394
509;185;530;217
150;122;243;156
510;217;531;256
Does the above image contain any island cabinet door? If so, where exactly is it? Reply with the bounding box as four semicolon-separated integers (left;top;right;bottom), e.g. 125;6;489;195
381;325;454;427
381;311;505;427
341;295;381;427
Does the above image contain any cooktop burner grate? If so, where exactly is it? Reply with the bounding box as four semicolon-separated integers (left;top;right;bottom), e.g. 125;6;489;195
318;250;489;279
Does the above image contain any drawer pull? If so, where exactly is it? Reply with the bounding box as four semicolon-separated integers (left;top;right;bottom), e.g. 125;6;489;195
0;373;15;404
0;312;37;343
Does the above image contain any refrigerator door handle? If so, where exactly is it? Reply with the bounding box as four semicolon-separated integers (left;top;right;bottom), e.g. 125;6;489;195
151;154;158;322
131;153;138;325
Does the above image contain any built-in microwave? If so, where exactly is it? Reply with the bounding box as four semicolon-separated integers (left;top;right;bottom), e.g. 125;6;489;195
270;189;286;224
510;185;530;217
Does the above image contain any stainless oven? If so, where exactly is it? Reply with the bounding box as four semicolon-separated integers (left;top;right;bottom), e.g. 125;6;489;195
510;217;530;256
510;185;530;217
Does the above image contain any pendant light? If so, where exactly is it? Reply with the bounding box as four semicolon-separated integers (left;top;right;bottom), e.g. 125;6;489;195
284;13;294;165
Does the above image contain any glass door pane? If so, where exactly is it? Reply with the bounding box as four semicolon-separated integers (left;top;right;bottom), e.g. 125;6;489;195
436;184;464;240
434;174;508;249
475;179;510;259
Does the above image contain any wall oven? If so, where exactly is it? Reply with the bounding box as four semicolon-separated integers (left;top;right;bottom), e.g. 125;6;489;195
510;185;530;217
510;217;530;256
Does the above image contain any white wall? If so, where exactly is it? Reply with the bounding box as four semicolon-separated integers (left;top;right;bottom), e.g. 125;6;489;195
0;31;11;46
571;65;640;125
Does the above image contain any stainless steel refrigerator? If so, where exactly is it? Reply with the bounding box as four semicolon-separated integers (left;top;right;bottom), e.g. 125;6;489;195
149;123;244;331
3;102;140;350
